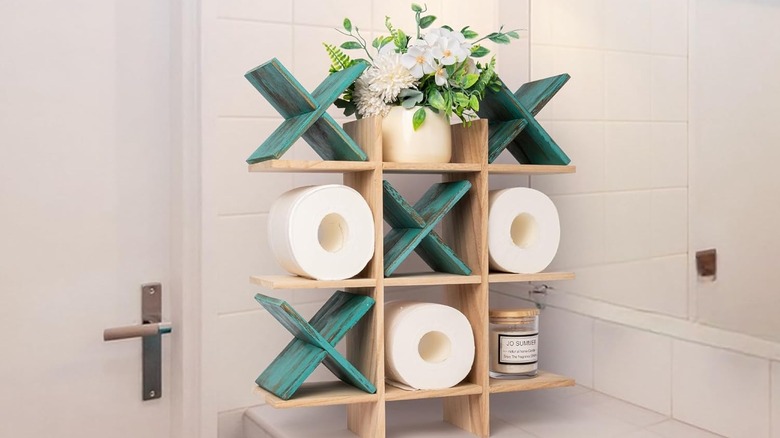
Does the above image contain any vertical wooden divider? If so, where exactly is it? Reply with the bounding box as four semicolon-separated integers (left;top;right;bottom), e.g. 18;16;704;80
442;120;490;438
343;118;386;438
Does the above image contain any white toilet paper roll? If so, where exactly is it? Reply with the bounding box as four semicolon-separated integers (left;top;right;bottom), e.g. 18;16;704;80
488;187;560;274
385;301;475;390
268;184;374;281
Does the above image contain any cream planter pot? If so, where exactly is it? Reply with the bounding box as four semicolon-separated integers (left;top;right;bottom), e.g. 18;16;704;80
381;106;452;163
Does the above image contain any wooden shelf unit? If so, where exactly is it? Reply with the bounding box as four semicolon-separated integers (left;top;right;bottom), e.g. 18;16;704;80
250;117;576;438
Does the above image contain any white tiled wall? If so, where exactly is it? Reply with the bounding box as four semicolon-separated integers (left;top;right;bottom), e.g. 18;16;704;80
202;0;512;435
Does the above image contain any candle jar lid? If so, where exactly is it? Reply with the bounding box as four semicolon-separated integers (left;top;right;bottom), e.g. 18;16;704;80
489;308;539;323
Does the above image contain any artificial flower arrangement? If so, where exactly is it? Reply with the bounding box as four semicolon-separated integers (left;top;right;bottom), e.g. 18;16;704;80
324;3;520;130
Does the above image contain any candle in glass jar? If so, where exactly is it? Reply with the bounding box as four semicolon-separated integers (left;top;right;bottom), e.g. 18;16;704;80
489;308;539;378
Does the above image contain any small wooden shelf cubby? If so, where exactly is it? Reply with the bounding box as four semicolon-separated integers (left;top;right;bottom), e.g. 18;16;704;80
250;117;576;438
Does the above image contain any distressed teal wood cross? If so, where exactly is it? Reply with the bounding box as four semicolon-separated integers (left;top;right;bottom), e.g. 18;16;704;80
244;58;369;164
254;291;376;400
477;74;572;165
383;180;472;277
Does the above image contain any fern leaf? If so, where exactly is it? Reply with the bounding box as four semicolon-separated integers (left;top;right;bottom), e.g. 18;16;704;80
472;56;498;97
323;43;353;73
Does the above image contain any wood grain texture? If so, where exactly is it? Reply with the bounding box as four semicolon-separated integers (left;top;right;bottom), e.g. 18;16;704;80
442;127;491;437
254;292;376;400
383;272;482;287
382;162;481;173
248;159;377;173
385;382;483;401
477;74;571;165
244;58;368;163
489;371;575;394
343;117;386;438
487;163;576;175
255;381;379;408
382;180;473;277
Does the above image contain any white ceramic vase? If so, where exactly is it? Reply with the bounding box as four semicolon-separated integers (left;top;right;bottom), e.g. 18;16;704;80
381;106;452;163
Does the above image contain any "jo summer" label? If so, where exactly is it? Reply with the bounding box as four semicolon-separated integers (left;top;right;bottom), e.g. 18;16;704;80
498;333;538;365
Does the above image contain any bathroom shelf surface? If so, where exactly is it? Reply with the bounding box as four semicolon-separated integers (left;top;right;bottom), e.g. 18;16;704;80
489;371;575;394
488;271;575;283
250;275;377;290
383;272;482;287
248;160;377;173
255;381;379;408
384;382;483;401
487;163;576;175
382;162;481;174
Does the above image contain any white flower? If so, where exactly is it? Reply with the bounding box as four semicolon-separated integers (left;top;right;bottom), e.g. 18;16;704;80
433;64;448;86
401;45;436;78
366;53;417;102
432;37;468;65
352;53;417;118
423;27;452;46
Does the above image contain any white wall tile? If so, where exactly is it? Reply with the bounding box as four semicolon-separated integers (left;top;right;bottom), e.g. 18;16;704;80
532;121;605;195
651;0;688;56
216;118;294;215
498;34;530;91
552;47;605;121
217;409;245;438
604;191;651;263
216;21;293;117
529;45;557;116
594;321;672;414
650;122;687;188
605;52;652;121
539;306;595;387
218;0;292;22
648;255;688;318
651;56;687;121
551;0;604;48
773;361;780;438
672;341;771;438
650;188;687;257
547;194;605;270
605;122;652;191
647;419;724;438
603;0;651;53
295;0;371;28
292;25;351;120
440;0;496;34
530;0;554;45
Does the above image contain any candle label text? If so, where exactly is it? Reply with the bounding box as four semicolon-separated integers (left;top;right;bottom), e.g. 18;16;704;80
498;333;538;365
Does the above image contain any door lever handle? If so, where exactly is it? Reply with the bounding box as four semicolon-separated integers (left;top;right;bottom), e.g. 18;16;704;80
104;283;169;400
103;322;172;341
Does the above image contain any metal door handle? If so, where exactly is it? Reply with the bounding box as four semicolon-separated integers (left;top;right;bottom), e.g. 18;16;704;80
103;322;172;341
104;283;171;400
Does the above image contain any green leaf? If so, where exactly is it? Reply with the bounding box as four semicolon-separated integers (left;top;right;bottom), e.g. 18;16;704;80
463;73;480;88
400;89;424;108
419;15;436;29
428;89;446;110
411;3;423;12
488;33;511;44
454;92;469;106
469;94;479;111
343;18;352;32
340;41;362;50
323;43;354;72
372;37;381;49
412;107;426;131
462;29;479;39
471;46;490;58
395;29;407;49
507;30;520;39
441;25;453;31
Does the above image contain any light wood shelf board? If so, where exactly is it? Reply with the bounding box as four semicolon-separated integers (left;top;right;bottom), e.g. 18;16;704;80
489;371;575;394
488;272;575;283
487;163;576;175
385;382;483;401
250;275;377;289
255;381;379;408
382;162;481;174
248;160;377;173
384;272;482;287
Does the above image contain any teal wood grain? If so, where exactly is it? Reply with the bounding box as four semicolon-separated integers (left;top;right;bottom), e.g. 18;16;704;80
244;58;369;164
382;180;472;277
478;74;571;165
254;291;376;400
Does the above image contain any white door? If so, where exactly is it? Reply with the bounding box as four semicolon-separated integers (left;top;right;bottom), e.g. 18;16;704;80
691;0;780;342
0;1;187;436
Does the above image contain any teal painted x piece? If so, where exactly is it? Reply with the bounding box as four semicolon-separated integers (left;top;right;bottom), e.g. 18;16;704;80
477;74;572;165
383;180;472;277
244;58;370;164
254;291;376;400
